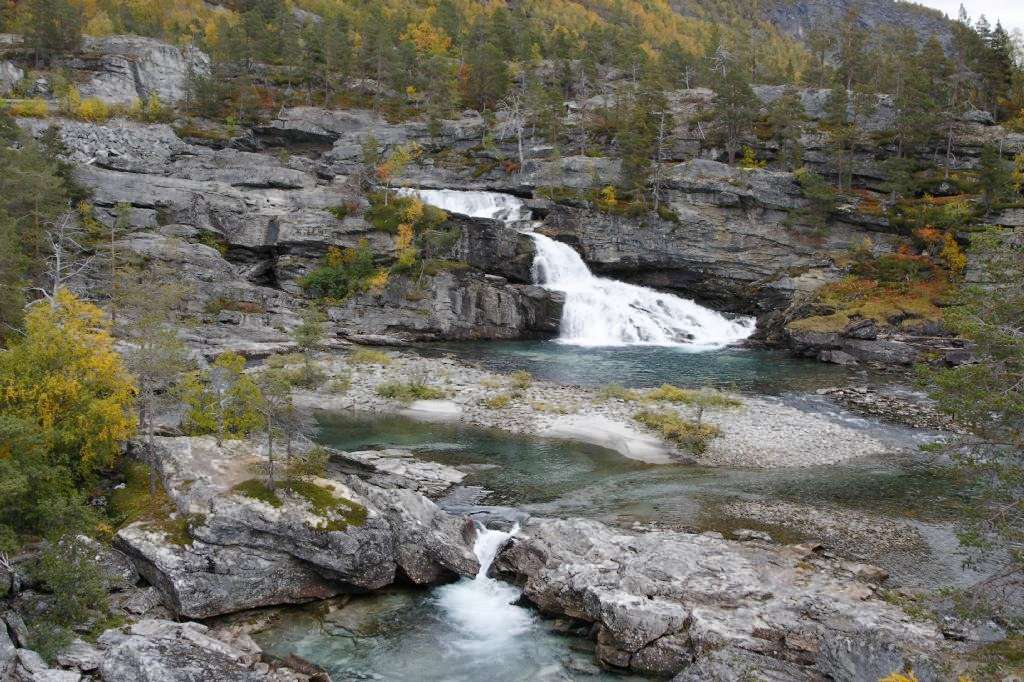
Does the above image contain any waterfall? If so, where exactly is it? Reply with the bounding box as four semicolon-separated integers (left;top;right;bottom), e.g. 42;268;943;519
402;186;755;348
398;188;532;222
529;233;755;347
432;523;531;651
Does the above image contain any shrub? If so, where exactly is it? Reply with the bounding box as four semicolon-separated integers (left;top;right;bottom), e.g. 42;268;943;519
8;98;48;117
301;242;377;299
76;97;110;122
375;379;445;404
645;384;741;408
634;409;723;455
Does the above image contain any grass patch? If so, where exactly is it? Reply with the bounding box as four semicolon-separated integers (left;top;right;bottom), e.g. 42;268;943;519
481;393;512;410
348;349;393;365
375;379;445;404
149;516;193;546
594;383;641;402
634;409;723;455
510;370;532;390
109;461;174;528
285;480;367;531
232;479;283;508
645;384;741;408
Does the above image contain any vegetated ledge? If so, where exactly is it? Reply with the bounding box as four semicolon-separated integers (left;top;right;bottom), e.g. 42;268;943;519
112;435;479;620
294;350;891;468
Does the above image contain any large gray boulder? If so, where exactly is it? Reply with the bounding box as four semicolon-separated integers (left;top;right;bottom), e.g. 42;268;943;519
97;620;264;682
0;618;15;681
114;436;478;619
0;60;23;95
493;518;943;680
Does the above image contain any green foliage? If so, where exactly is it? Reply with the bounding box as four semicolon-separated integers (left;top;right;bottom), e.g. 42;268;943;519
230;478;366;531
181;351;264;440
108;460;175;528
634;409;723;455
920;227;1024;612
301;242;377;300
793;166;837;231
232;478;283;508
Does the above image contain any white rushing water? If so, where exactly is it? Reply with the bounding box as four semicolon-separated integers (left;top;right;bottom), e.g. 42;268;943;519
401;186;755;347
398;188;533;222
432;523;532;653
529;233;755;347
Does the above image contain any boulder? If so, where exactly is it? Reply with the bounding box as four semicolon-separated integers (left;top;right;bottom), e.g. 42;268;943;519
97;620;264;682
113;436;478;619
0;60;23;95
0;618;15;680
493;518;943;680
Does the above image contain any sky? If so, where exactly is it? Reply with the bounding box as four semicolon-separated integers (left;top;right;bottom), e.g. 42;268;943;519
915;0;1024;34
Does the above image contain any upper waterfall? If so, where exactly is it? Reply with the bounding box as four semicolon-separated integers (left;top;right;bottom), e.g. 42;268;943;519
398;188;531;222
529;233;755;347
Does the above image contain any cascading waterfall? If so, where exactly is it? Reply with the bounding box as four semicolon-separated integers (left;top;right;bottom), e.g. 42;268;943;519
398;188;533;222
401;187;755;348
529;233;755;347
432;523;531;652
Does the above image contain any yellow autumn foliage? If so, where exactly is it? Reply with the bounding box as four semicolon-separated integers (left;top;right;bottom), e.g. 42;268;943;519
0;290;137;477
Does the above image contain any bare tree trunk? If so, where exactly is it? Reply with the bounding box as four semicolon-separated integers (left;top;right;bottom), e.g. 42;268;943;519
266;416;276;492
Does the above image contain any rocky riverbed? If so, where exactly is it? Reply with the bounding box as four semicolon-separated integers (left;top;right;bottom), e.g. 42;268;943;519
295;350;891;468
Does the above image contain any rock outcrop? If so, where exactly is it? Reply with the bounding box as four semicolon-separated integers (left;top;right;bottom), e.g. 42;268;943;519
70;35;208;106
493;518;944;680
114;436;478;619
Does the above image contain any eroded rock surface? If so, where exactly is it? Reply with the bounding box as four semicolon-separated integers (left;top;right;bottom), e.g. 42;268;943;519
493;518;944;680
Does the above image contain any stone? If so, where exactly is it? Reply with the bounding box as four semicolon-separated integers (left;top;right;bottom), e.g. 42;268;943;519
817;349;858;366
74;535;139;591
493;519;942;679
0;619;15;681
113;435;478;619
731;528;772;542
98;620;265;682
0;60;23;95
55;640;102;672
3;611;29;648
672;647;825;681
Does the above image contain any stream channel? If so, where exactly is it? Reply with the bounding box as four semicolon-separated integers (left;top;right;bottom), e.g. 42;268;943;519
254;190;972;681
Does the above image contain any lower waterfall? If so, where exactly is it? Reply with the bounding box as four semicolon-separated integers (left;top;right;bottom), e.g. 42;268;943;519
400;187;755;347
432;523;531;652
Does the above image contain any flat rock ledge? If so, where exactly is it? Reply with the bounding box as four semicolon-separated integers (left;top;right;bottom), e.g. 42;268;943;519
492;518;945;681
114;436;478;619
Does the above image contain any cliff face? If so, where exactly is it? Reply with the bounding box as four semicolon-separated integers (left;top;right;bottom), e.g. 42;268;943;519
8;34;1023;357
